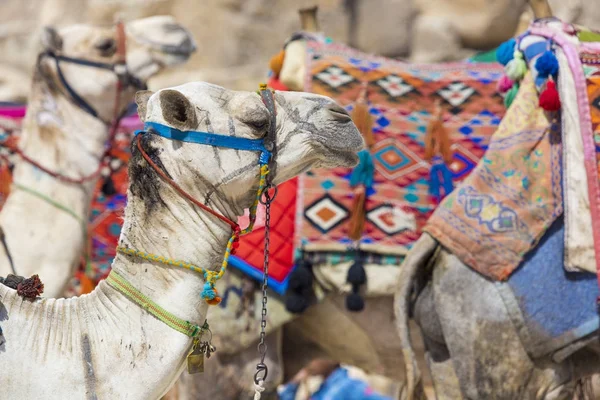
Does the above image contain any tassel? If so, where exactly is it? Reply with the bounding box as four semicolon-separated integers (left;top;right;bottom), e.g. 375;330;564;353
497;75;514;94
285;292;309;313
539;80;561;111
287;259;313;292
349;149;374;188
347;257;367;285
269;49;286;77
535;50;559;79
345;254;366;312
348;186;366;241
101;175;117;196
284;257;314;314
505;50;528;81
202;282;221;305
352;82;375;147
346;284;365;312
504;83;520;108
496;38;516;66
424;105;453;165
429;159;454;201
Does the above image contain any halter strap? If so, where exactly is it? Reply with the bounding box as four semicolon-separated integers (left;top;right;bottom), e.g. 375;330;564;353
40;21;147;121
140;121;272;165
125;84;278;305
106;270;205;337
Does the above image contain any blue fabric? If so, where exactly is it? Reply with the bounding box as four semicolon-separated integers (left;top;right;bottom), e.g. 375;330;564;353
138;121;272;164
523;41;548;64
500;218;600;357
278;368;392;400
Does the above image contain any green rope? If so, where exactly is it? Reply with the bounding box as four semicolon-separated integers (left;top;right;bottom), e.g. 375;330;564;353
106;270;205;337
12;182;92;275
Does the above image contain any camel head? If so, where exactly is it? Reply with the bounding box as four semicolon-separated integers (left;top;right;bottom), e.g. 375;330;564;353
132;83;363;218
38;16;195;122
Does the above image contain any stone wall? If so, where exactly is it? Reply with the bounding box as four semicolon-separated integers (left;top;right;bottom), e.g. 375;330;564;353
0;0;597;101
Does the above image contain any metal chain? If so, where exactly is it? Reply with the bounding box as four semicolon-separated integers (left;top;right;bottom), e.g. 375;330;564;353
255;185;276;384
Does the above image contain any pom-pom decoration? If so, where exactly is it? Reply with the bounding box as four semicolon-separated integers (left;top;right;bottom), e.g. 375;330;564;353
504;84;520;108
505;50;528;81
535;50;559;79
539;80;561;111
496;38;517;66
497;75;515;94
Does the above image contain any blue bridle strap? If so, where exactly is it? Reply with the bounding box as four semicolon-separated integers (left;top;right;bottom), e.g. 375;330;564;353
137;121;272;165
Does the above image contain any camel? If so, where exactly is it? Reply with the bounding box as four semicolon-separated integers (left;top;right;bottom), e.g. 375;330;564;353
0;81;363;398
0;16;196;297
394;19;600;400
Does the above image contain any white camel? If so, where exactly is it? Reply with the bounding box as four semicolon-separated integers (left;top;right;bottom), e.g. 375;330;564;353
0;82;363;398
0;16;195;297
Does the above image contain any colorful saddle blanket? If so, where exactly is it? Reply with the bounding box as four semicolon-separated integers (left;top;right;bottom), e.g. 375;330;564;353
294;39;506;260
425;20;600;280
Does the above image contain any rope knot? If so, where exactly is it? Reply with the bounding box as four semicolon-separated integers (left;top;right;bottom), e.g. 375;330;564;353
253;380;266;400
201;273;222;305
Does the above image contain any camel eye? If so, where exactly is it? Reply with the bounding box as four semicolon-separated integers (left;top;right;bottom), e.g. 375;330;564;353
95;38;116;56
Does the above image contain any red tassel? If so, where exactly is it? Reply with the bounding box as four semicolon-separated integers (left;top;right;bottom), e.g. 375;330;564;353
348;187;367;240
539;80;561;111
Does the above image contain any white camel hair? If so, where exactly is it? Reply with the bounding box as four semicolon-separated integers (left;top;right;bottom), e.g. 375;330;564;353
0;16;195;297
0;81;363;399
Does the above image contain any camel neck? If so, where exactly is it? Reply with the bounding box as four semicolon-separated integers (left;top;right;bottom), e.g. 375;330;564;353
111;171;234;323
0;76;112;296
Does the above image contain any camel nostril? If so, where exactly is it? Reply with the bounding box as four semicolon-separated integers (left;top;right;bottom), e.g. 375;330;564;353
325;103;351;121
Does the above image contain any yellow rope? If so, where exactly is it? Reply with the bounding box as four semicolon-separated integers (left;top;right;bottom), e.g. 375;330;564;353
117;164;270;305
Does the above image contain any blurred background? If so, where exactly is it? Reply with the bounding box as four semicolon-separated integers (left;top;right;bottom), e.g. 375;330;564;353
0;0;599;101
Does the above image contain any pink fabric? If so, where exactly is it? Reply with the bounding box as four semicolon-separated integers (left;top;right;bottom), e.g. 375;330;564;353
0;106;26;118
530;26;600;277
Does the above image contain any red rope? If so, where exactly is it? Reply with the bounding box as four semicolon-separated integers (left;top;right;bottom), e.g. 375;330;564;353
135;134;240;231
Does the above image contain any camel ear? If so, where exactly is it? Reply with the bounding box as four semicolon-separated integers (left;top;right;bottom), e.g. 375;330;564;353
135;90;154;121
159;89;198;130
41;27;63;51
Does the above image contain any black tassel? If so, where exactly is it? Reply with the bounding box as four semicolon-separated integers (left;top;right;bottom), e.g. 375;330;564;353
346;284;365;312
345;251;367;312
101;175;117;196
287;259;313;291
285;292;310;314
346;258;366;285
285;257;315;314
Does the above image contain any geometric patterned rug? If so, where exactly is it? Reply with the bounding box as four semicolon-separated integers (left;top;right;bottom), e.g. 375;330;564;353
295;39;506;258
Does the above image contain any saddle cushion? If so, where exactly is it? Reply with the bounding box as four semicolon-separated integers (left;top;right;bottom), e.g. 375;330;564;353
424;74;562;280
295;39;505;263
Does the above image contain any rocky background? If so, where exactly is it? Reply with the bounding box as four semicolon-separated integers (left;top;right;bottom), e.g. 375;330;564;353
0;0;598;101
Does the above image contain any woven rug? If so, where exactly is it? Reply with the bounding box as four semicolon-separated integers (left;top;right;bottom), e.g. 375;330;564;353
295;40;506;258
426;20;600;280
424;74;562;280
